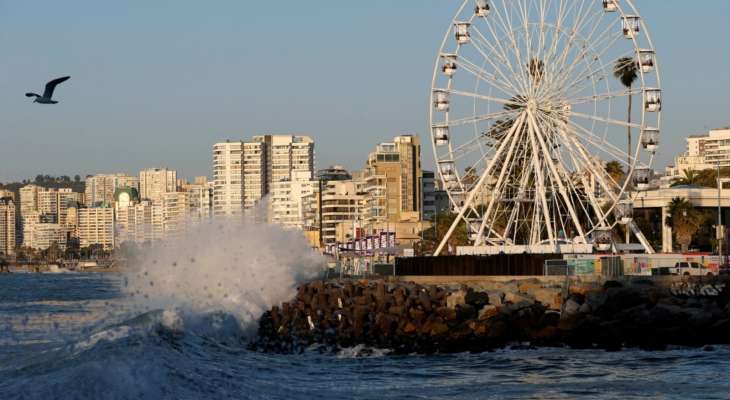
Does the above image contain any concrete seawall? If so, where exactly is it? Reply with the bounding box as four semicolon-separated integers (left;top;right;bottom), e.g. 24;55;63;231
252;275;730;354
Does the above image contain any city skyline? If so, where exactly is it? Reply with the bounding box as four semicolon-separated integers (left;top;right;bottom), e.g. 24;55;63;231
2;1;730;182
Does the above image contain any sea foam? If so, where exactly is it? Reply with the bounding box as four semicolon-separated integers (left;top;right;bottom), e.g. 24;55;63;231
122;211;325;333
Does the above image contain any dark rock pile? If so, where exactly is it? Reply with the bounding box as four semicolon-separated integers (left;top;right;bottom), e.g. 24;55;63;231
251;278;730;354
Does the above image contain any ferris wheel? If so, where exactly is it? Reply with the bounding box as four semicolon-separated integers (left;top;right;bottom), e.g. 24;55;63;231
430;0;661;255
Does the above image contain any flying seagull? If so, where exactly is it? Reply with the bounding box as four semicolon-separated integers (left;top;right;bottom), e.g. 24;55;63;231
25;76;70;104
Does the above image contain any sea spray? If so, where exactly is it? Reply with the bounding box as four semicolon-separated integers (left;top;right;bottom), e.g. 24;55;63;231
122;214;326;334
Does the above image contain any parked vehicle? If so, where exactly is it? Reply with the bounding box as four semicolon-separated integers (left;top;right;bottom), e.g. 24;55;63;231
673;261;713;276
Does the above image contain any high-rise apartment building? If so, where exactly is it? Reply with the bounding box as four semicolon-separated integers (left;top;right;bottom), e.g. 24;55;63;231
19;185;82;245
77;207;115;250
363;135;422;224
270;171;318;229
213;141;244;216
86;174;139;206
139;168;177;203
318;180;364;245
182;178;213;224
0;197;16;256
162;192;189;238
213;135;315;216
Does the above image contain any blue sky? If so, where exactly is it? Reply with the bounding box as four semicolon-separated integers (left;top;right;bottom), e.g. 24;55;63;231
1;0;729;182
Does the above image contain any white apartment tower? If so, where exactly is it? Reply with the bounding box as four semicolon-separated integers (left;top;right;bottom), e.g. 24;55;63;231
139;168;177;203
213;141;244;216
213;135;315;216
77;207;115;250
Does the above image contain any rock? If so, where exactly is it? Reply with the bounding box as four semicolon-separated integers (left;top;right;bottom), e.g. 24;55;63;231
569;284;594;297
430;322;449;336
388;305;405;317
584;290;608;311
456;304;477;320
486;290;504;306
470;321;489;336
409;307;426;321
532;288;562;311
447;289;467;309
465;288;489;309
478;305;499;321
504;291;532;305
518;282;542;294
418;291;433;312
402;321;418;334
435;306;457;321
563;299;581;316
603;280;624;290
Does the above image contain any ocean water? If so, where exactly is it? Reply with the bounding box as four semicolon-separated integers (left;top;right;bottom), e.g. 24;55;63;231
2;273;730;400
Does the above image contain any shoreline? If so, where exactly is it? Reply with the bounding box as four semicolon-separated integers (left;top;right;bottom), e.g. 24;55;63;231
252;275;730;354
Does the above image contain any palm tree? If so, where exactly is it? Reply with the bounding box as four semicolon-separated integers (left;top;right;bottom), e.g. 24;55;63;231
666;197;705;252
672;169;701;187
605;160;625;184
613;57;639;170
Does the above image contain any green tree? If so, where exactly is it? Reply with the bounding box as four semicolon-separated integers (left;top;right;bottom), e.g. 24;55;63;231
613;57;639;170
605;160;625;184
665;197;706;252
417;212;470;256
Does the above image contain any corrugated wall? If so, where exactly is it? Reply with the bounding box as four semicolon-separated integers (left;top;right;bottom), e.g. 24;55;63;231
395;254;562;276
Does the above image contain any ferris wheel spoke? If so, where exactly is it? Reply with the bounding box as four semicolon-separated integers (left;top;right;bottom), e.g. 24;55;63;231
434;112;528;256
446;109;519;128
475;117;529;245
448;89;521;108
542;1;598;92
543;19;623;98
564;128;622;202
570;111;641;129
470;25;528;95
534;112;603;231
457;54;524;97
560;48;635;100
528;111;587;240
565;119;637;167
547;2;588;90
567;87;643;106
492;1;532;92
558;37;631;98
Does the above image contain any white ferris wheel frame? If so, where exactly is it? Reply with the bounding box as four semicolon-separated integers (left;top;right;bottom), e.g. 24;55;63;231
429;0;662;256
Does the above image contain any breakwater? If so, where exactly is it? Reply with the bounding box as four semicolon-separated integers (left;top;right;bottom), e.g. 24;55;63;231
252;276;730;354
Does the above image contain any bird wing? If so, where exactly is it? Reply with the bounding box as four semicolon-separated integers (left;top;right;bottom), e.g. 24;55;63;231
43;76;70;98
25;93;40;98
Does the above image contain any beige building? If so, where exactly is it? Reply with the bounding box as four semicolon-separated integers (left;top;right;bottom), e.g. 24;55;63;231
22;213;67;251
319;180;364;245
182;178;212;224
19;185;82;244
162;192;189;238
667;128;730;178
77;207;115;250
0;197;16;256
363;135;422;224
139;168;177;203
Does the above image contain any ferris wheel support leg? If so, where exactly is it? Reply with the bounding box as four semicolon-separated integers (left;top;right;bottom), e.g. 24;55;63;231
434;113;527;257
629;220;656;254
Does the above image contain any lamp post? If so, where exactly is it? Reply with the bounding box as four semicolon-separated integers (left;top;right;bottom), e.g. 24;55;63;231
718;163;724;259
